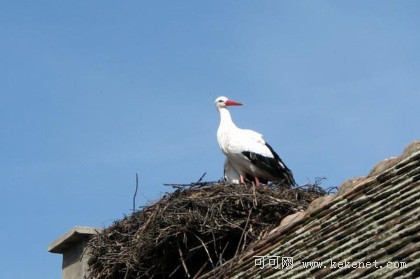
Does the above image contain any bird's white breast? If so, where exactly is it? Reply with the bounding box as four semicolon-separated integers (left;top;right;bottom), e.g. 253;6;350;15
218;126;272;156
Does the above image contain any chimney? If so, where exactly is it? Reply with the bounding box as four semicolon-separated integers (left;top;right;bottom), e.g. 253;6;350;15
48;226;101;279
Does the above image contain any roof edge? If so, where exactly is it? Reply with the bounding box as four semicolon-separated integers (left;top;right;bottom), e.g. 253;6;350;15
277;140;420;230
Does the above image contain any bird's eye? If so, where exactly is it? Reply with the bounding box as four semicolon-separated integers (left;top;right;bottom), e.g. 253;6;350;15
218;100;224;103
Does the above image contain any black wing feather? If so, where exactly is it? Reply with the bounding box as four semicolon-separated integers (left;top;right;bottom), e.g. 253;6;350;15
242;143;296;186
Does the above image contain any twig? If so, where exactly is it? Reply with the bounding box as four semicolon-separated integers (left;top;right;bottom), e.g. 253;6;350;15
219;241;229;265
169;265;181;278
192;261;209;279
123;266;130;279
195;172;207;184
235;209;252;257
327;186;338;195
133;173;139;213
194;234;215;268
163;180;219;189
178;244;191;278
252;182;258;208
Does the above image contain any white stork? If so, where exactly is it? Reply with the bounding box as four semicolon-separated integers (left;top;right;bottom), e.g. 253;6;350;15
215;96;296;186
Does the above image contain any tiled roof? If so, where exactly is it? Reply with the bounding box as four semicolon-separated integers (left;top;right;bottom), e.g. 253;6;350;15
201;141;420;279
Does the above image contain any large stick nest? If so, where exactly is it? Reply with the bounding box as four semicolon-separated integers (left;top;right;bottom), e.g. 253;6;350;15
87;182;326;279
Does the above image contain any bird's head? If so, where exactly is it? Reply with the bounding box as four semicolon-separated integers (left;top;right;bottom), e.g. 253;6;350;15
215;96;243;109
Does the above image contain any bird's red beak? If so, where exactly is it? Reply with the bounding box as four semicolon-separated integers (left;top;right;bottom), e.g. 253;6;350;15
225;100;243;106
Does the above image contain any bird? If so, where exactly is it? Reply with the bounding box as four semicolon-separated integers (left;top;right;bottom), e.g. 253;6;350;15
223;157;241;184
215;96;296;187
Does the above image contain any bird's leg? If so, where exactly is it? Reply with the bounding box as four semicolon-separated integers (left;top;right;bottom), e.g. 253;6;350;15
240;175;245;184
254;177;260;186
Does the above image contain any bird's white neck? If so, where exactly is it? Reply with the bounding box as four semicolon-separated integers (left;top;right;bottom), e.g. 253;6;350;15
218;107;237;129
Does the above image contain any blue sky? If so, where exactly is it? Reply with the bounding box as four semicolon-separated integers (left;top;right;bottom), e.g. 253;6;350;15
1;1;419;278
